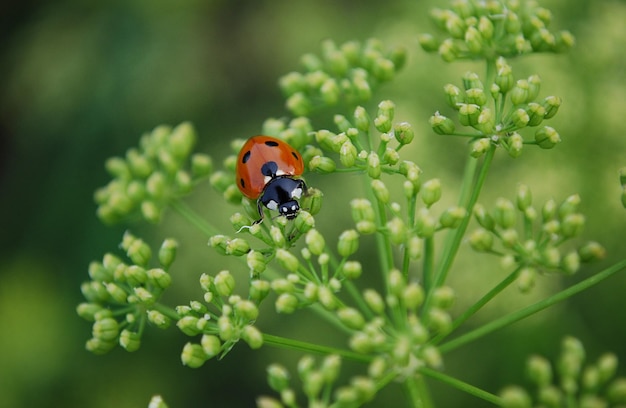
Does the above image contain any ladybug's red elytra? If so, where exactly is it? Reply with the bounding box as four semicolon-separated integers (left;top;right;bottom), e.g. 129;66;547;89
235;135;307;224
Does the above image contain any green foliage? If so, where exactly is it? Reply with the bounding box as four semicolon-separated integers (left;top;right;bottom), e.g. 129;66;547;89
76;0;626;406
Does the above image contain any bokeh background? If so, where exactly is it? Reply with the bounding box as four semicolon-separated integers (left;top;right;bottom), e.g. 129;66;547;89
1;0;625;407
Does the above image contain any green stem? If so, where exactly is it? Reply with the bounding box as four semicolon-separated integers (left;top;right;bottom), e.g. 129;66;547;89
420;367;503;405
439;259;626;353
431;267;521;345
423;146;495;314
262;333;372;363
171;199;220;237
422;237;435;295
151;303;181;321
405;377;425;408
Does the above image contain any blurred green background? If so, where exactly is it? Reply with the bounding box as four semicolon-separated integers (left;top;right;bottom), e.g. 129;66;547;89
1;0;625;407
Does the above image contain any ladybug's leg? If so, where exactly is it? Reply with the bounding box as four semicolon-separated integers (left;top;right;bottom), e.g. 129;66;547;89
252;199;265;225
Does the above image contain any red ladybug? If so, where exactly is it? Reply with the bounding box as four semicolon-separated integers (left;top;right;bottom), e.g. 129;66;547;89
236;136;307;224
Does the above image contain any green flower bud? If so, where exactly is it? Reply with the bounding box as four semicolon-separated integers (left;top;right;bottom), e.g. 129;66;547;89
561;213;585;238
244;250;265;275
469;228;493;252
318;285;338;310
338;140;358;168
305;229;325;255
527;354;552;386
309;155;336;174
319;78;340;105
428;308;452;333
429;112;456;135
337;307;365;330
443;83;464;109
279;72;306;96
248;280;270;303
224;238;249;256
363;289;385;314
285;92;311;116
145;171;167;200
126;149;152;178
351;198;375;223
474;107;495;133
141;201;161;224
511;79;530;105
200;334;221;358
217;315;235;340
394;122;414;145
365;152;381;179
474;204;495;230
157;149;178;175
276;249;300;272
189;154;212;179
510;108;530;129
386;217;408;245
558;194;581;219
209;171;232;193
352;106;371;133
93;317;120;342
337;230;359;258
438;38;459;62
372;57;396;82
175;170;192;194
563;251;582;276
608;378;626;404
85;337;117;355
124;237;152;268
125;265;148;287
471;137;491;158
214;270;236;297
516;184;532;211
526;103;546;127
440;206;467;229
275;293;299;314
578;241;606;262
119;329;141;352
415;208;436;238
495;58;514;93
234;300;259;321
76;303;103;321
267;226;285;248
527;75;541;101
462;72;484;91
88;261;111;282
466;88;487;107
541;247;561;269
242;325;263;349
500;386;532;408
418;33;439;52
105;282;128;304
464;26;483;53
147;309;171;329
267;364;290;393
421;345;443;369
421;179;442;207
432;286;455;309
494;198;517;229
342;261;362;280
181;342;207;368
597;353;618;383
105;156;131;179
156;239;178;269
458;103;481;127
271;278;295;295
407;235;422;259
542;198;558;221
403;283;424;310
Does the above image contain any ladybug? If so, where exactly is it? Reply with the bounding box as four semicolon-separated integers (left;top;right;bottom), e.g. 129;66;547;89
236;135;307;224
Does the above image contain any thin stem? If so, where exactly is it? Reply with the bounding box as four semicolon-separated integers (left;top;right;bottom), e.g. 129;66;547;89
405;377;425;408
171;199;220;237
422;237;435;295
431;266;521;345
439;259;626;353
262;333;372;363
420;367;503;405
423;146;496;315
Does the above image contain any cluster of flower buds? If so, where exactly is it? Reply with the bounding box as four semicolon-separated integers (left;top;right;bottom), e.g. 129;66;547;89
279;39;406;115
500;336;626;407
259;355;378;408
418;0;575;62
469;185;605;291
94;122;213;224
77;232;177;354
178;270;264;368
430;60;563;157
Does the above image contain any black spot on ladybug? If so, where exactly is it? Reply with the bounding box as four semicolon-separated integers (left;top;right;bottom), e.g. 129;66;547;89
291;151;299;161
261;161;278;177
239;178;246;188
242;150;251;164
264;140;279;147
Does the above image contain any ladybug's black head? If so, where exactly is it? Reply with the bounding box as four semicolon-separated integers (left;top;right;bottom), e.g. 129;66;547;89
260;176;306;220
